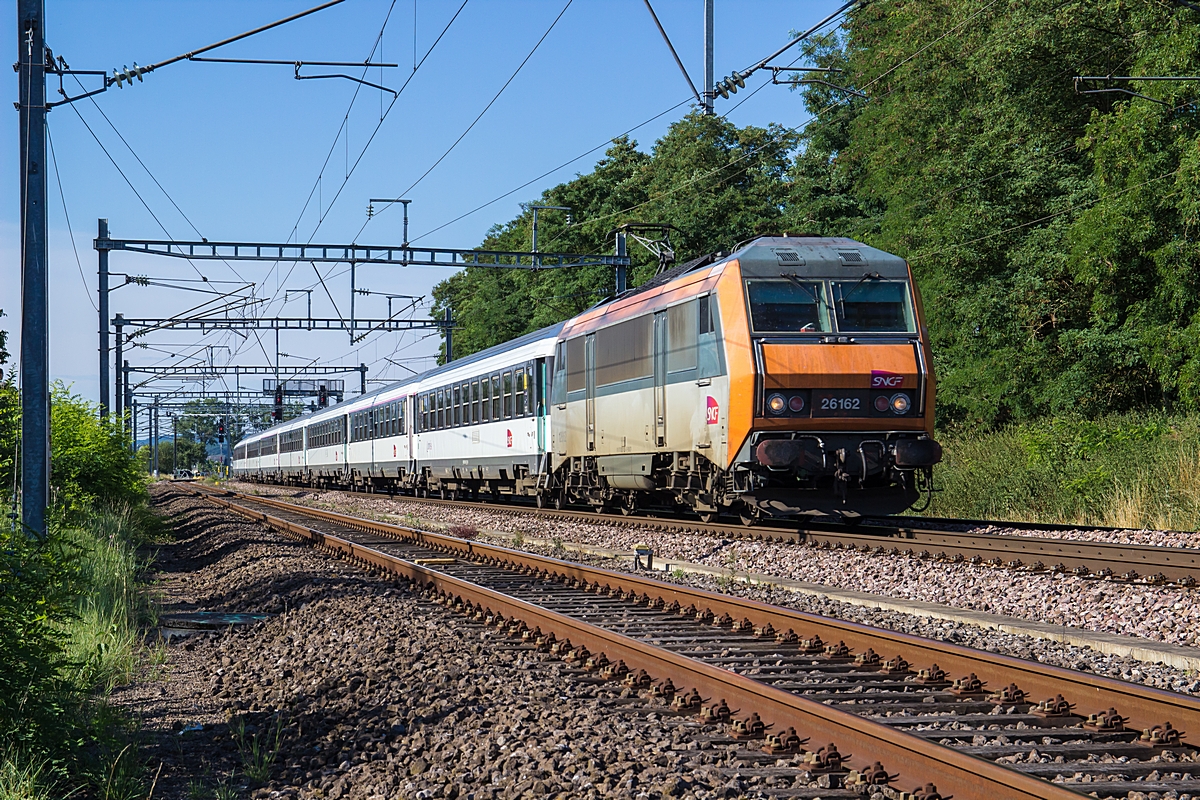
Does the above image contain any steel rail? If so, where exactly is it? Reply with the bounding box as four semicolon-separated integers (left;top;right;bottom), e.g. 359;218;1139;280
235;478;1200;585
186;484;1084;799
195;487;1200;754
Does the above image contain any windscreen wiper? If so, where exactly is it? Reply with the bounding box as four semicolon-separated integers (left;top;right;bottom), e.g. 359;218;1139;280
780;272;821;305
837;271;882;317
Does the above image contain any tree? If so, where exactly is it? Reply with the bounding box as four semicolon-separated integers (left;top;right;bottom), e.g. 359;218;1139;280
781;0;1200;427
432;114;798;359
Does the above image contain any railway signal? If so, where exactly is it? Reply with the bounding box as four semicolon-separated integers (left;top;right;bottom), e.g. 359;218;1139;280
273;385;284;422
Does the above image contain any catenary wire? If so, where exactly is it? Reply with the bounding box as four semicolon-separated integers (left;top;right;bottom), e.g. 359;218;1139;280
263;0;469;317
46;122;96;312
352;0;574;241
65;100;208;281
540;0;1002;250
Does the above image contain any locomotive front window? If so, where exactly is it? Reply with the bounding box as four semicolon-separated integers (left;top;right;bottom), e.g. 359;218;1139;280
831;280;914;332
746;280;830;333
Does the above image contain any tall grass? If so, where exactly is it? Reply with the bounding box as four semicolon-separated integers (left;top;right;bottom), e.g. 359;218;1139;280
0;755;57;800
929;413;1200;529
0;505;159;799
61;507;158;692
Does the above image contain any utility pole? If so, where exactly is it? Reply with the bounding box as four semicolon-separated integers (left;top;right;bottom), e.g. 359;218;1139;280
703;0;714;115
151;403;159;477
98;218;110;417
614;230;628;296
444;305;453;363
172;414;177;475
18;0;49;538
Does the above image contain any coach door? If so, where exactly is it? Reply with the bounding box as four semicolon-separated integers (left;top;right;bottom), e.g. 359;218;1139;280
535;359;547;462
653;310;667;447
585;334;596;451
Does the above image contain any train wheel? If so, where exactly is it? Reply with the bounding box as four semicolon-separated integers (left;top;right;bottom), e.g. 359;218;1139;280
553;491;566;511
619;495;638;516
535;492;547;509
698;511;718;524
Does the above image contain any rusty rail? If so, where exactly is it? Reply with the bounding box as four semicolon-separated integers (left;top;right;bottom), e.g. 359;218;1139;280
183;485;1200;798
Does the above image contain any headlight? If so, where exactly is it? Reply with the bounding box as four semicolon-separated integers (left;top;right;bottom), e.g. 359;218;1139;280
874;395;890;413
788;395;805;413
891;393;911;414
767;394;787;415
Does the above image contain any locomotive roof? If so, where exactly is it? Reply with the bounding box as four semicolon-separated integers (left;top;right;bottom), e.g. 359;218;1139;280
731;235;910;277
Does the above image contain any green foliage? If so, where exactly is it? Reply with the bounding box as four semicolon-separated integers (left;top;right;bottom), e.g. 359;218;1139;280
0;527;76;758
0;754;55;800
783;0;1200;427
45;383;143;522
930;413;1200;528
432;114;797;358
136;438;209;476
0;505;157;796
230;714;284;785
432;4;1200;428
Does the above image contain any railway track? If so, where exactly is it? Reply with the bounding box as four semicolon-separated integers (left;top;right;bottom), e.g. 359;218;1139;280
232;479;1200;587
189;484;1200;799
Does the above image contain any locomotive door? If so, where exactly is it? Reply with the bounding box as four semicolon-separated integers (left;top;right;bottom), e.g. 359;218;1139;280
653;311;667;447
585;334;596;452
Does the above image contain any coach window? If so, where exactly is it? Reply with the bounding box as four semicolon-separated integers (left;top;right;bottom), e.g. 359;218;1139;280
471;380;480;423
460;382;470;425
491;374;501;419
668;299;699;375
502;371;513;419
434;389;443;429
514;367;527;417
565;336;584;394
451;385;460;426
698;294;725;379
481;378;490;421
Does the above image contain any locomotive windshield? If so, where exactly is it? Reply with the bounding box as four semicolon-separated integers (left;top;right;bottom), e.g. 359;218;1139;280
831;280;915;332
746;280;831;332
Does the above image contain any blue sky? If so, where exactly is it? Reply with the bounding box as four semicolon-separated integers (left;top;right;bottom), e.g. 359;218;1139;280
1;0;841;406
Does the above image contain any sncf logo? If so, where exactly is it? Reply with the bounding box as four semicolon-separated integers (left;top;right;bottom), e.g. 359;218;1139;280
706;396;720;425
871;370;905;389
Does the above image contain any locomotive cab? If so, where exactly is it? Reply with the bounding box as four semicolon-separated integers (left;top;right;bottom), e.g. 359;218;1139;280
719;236;941;518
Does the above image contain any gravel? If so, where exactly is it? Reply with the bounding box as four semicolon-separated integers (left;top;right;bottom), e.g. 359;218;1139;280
128;484;866;800
227;483;1200;679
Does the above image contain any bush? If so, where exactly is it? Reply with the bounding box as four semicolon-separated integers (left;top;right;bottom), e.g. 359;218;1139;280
47;383;143;523
929;413;1200;529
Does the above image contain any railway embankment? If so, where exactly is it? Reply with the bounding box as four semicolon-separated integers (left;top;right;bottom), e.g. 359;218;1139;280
127;484;795;799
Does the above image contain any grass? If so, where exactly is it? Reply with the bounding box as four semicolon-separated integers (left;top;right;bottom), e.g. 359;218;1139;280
0;755;58;800
0;504;162;800
60;507;160;692
230;714;284;785
930;412;1200;529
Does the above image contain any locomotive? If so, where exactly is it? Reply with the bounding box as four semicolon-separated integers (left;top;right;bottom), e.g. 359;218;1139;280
232;235;942;521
